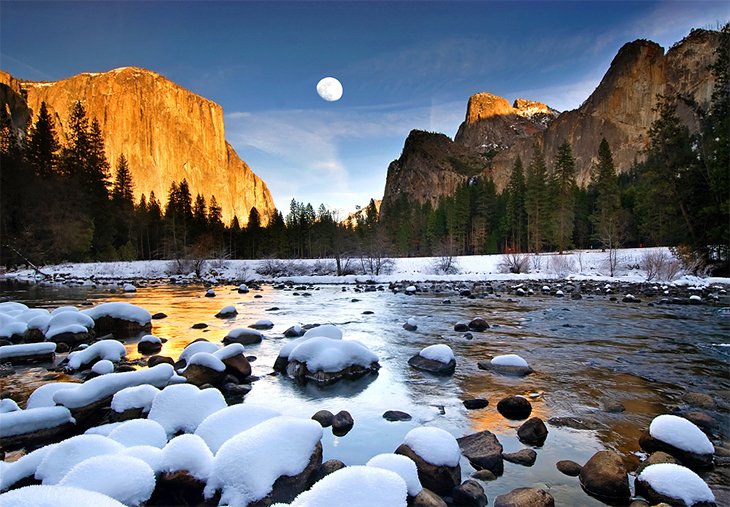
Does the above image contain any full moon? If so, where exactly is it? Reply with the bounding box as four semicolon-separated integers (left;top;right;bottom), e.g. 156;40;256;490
316;77;343;102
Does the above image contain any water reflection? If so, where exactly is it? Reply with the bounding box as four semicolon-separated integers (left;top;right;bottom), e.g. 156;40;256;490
2;281;728;504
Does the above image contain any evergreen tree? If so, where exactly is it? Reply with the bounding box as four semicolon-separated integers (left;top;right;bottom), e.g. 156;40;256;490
247;206;262;258
552;141;576;253
111;154;135;252
111;154;134;205
26;101;60;177
61;101;90;178
192;193;207;241
525;144;548;253
505;156;526;251
591;138;623;253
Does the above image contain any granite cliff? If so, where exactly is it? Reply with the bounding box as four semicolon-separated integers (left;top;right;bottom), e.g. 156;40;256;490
381;28;720;213
0;67;274;225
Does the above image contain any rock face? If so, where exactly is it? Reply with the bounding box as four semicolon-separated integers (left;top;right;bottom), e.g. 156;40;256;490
0;67;274;225
380;28;720;211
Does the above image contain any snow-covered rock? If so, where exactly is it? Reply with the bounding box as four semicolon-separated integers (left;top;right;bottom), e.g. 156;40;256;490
640;414;715;468
119;445;164;473
81;302;152;338
179;340;219;364
0;485;126;507
66;339;126;370
148;383;227;437
0;342;56;364
223;327;263;345
396;426;461;495
35;434;124;484
0;398;20;413
408;344;456;375
110;384;160;416
108;418;168;448
160;434;213;480
0;406;75;450
285;336;380;383
636;463;715;506
303;323;343;340
123;283;137;293
478;354;533;376
215;305;237;318
0;445;54;491
0;313;27;341
137;334;162;354
44;311;95;344
204;416;324;506
91;359;115;375
179;351;227;386
249;318;274;330
366;453;422;497
195;404;281;453
58;455;155;506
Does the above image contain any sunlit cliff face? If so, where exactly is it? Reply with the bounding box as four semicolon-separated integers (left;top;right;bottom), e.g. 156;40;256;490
7;67;275;225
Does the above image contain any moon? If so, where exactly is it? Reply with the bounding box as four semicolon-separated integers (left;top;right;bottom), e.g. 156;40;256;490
316;77;343;102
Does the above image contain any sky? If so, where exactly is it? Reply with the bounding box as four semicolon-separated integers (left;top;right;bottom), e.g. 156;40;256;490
1;1;728;216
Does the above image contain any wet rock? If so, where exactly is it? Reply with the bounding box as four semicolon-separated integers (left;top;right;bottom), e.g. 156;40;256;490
308;458;346;486
411;488;448;507
472;469;497;481
457;430;504;476
151;312;167;320
463;399;489;410
55;342;70;354
477;359;533;377
578;450;630;504
547;416;603;430
403;321;418;331
191;323;208;329
635;464;717;507
248;319;274;330
639;429;714;469
517;417;548;446
468;317;489;332
463;332;474;340
454;322;469;332
556;459;582;476
383;410;412;422
148;355;175;368
180;362;225;387
395;443;461;496
683;392;716;410
408;355;456;376
137;338;162;355
222;353;251;380
601;400;625;413
503;449;537;466
92;315;151;340
223;329;263;346
493;487;555;507
283;325;305;338
497;396;532;420
332;410;354;436
249;441;323;507
362;311;374;315
635;451;681;475
149;470;206;506
452;479;487;507
312;409;334;427
627;501;650;507
286;360;379;384
214;306;237;319
683;411;719;435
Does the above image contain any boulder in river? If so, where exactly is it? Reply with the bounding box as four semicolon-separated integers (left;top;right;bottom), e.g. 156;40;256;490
517;417;548;446
457;430;504;476
493;487;555;507
635;463;716;507
408;344;456;376
468;317;489;332
497;396;532;420
396;427;461;496
578;450;630;504
639;414;714;469
332;410;354;436
452;479;487;506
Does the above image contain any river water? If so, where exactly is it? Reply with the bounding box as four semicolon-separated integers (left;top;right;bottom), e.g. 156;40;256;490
2;281;729;505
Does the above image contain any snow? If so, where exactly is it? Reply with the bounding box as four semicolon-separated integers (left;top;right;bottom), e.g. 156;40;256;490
0;406;75;437
217;304;237;316
27;313;52;333
110;384;160;414
0;342;56;360
26;382;79;409
123;283;137;292
649;414;714;455
366;453;422;496
225;328;263;341
85;422;122;436
119;445;164;472
0;301;29;313
92;359;115;375
252;318;273;327
0;315;28;339
402;426;461;467
179;340;220;363
0;485;126;507
287;336;379;372
81;302;151;325
0;445;54;490
67;339;126;369
139;334;161;344
45;311;95;339
0;398;20;412
182;351;226;372
53;363;175;409
204;416;324;506
15;308;50;323
108;418;168;448
213;342;246;360
148;383;227;436
160;434;213;480
406;317;417;327
491;354;530;368
35;434;124;484
418;344;455;364
194;404;281;453
52;306;80;315
638;463;715;505
277;466;408;507
58;454;155;506
303;323;343;340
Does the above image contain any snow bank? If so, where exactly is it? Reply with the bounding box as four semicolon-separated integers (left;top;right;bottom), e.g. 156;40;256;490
108;418;168;448
204;416;324;506
418;344;455;364
0;485;126;507
67;339;126;370
288;337;379;372
82;302;151;325
279;466;408;507
0;406;74;437
194;404;281;453
649;414;714;455
366;453;422;496
53;363;175;409
0;342;56;360
35;434;124;484
59;455;155;506
148;383;227;436
402;427;461;467
638;463;715;505
110;384;160;414
160;434;213;480
491;354;529;368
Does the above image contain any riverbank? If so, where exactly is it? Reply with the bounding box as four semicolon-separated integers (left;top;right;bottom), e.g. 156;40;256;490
4;247;730;288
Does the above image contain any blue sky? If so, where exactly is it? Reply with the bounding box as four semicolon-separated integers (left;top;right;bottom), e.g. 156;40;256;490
2;1;728;215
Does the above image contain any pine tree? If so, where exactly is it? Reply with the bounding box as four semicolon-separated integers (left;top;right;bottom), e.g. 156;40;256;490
505;156;526;251
552;141;576;253
26;102;60;177
525;144;548;253
61;101;90;178
591;139;622;250
208;195;223;229
111;154;135;250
